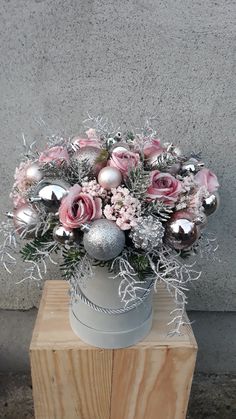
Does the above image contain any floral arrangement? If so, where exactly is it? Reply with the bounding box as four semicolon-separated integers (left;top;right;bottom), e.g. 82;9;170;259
0;117;220;333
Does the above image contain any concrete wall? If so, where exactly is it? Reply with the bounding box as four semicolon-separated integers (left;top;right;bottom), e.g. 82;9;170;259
0;0;235;371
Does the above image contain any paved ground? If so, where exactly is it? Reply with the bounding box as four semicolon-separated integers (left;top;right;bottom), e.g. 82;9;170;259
0;373;235;419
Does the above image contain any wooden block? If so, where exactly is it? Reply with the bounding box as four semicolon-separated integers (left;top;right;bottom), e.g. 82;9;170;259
30;281;197;419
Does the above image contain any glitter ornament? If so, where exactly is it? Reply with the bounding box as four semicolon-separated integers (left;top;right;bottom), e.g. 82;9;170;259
203;192;219;216
83;219;125;261
75;146;105;175
98;167;122;190
130;216;165;251
25;162;43;183
165;211;200;250
53;225;81;245
32;179;70;212
14;204;39;238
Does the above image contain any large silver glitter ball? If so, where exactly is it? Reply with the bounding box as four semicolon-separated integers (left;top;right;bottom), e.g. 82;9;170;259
165;211;200;250
14;204;39;238
130;215;165;251
203;192;219;216
33;179;70;212
98;166;122;190
53;225;81;245
74;146;105;176
83;219;125;261
25;162;43;183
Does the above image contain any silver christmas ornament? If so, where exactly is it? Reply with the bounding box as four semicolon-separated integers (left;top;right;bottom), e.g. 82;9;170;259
203;192;219;216
74;146;105;175
181;158;204;174
31;179;70;212
165;211;200;250
98;167;122;190
130;216;165;251
25;162;43;183
83;219;125;261
14;204;39;238
53;225;81;245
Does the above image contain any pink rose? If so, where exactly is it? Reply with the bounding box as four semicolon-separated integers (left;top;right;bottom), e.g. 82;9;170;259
147;170;182;205
59;184;102;229
109;150;140;176
39;146;69;165
143;139;165;158
72;137;102;149
194;168;219;193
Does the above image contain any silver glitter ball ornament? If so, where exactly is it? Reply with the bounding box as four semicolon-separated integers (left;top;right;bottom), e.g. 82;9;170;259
203;192;219;216
130;215;165;251
14;204;39;238
75;146;106;176
98;167;122;190
32;179;70;212
83;219;125;261
165;211;200;250
53;225;81;245
25;162;43;183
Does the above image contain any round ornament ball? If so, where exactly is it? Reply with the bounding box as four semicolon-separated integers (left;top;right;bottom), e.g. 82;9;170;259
32;179;70;213
181;158;204;175
98;167;122;190
203;192;219;216
53;225;81;245
165;211;200;250
74;146;106;176
83;219;125;261
25;162;43;183
14;204;39;238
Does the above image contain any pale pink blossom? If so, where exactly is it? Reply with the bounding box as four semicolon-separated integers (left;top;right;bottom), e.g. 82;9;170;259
72;137;102;149
59;184;102;229
104;186;141;230
10;160;35;207
39;146;69;165
109;150;140;176
194;168;219;193
143;138;165;158
81;179;108;199
147;170;182;205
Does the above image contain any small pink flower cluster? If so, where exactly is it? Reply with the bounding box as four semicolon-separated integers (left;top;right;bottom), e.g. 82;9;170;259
81;179;108;199
10;160;34;208
104;186;141;230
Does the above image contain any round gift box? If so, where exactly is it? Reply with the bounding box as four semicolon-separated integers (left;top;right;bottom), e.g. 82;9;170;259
69;266;154;349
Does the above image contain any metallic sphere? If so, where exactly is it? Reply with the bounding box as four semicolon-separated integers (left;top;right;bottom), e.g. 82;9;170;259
33;179;70;212
98;167;122;190
165;211;200;250
203;192;219;216
14;204;39;238
83;219;125;261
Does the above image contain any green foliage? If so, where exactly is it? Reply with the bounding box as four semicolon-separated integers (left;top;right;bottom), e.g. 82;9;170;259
125;167;150;199
142;200;173;222
127;252;153;280
60;246;84;279
20;231;56;262
149;152;180;172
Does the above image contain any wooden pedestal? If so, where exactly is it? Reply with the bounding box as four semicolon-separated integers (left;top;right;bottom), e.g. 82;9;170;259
30;281;197;419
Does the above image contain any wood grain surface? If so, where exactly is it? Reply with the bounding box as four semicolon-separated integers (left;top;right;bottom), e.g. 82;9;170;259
30;280;197;419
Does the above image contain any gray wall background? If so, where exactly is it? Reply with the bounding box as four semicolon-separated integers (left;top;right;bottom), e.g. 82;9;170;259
0;0;235;371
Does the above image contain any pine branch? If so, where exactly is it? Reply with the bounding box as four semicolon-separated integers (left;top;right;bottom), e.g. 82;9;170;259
149;152;180;171
60;246;84;279
142;200;173;222
20;231;56;262
125;167;150;199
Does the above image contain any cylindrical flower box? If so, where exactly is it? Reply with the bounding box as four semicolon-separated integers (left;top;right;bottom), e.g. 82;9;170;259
69;266;154;349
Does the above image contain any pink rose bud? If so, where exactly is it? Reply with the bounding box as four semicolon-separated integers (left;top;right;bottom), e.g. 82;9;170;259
143;139;165;158
195;168;219;193
59;184;102;229
109;150;140;176
147;170;182;205
39;146;69;166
